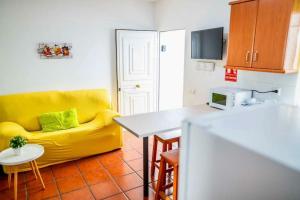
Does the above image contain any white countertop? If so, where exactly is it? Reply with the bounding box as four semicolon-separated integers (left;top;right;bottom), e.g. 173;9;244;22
114;105;218;138
187;104;300;172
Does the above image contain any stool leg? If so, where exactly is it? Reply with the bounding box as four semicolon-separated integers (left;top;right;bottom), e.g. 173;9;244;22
167;143;173;178
14;170;18;200
30;161;37;179
162;143;167;152
32;161;45;189
173;165;179;200
161;143;168;187
168;143;173;151
155;157;166;200
151;136;158;183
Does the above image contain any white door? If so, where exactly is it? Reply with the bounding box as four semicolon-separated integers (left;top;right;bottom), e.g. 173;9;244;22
159;30;185;111
116;30;159;116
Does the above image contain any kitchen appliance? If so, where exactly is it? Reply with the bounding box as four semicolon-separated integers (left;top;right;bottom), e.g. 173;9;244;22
209;87;252;110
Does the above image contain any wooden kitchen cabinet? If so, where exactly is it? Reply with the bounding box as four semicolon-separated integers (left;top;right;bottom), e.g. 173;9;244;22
226;0;300;73
226;0;257;68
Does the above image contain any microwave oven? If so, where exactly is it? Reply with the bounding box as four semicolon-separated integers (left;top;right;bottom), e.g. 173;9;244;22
209;87;252;110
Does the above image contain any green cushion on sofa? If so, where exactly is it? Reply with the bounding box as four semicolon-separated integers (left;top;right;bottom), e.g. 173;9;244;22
39;109;79;132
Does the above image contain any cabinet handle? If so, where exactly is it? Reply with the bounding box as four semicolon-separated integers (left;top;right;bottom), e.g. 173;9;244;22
253;51;258;62
245;51;251;63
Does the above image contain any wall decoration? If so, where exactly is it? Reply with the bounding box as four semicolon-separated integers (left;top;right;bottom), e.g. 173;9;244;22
38;43;72;59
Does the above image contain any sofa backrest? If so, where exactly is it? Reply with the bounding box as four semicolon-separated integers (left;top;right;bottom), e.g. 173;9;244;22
0;89;111;131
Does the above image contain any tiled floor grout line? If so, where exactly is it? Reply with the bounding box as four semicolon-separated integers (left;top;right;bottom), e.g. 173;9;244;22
98;146;153;199
50;167;63;200
53;162;87;199
125;136;155;199
75;161;97;200
23;167;61;200
96;159;129;200
109;163;145;198
122;144;155;200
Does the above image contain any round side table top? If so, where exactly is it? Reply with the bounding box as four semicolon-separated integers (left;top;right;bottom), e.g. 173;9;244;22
0;144;44;166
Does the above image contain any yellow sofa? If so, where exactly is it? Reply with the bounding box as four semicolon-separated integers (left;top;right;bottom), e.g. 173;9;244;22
0;89;123;173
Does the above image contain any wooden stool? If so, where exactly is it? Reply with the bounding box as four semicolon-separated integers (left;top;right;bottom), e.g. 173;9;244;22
151;130;181;184
155;149;179;200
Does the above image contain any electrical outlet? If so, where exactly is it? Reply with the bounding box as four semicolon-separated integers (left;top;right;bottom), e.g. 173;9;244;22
196;61;215;72
272;88;282;96
276;88;282;96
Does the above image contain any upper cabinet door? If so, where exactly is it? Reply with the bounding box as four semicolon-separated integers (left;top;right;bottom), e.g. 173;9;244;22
227;0;258;68
252;0;294;70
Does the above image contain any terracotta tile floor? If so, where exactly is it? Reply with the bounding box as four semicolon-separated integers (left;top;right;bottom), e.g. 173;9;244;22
0;132;161;200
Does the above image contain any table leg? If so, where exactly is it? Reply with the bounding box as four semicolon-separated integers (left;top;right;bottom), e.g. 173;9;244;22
30;161;37;179
32;161;45;189
14;170;18;200
143;137;149;197
8;170;11;189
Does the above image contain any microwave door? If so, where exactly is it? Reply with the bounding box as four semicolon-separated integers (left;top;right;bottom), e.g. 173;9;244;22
212;93;227;108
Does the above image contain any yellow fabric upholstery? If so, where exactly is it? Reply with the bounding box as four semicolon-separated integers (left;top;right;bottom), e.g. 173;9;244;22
0;89;111;131
0;89;123;173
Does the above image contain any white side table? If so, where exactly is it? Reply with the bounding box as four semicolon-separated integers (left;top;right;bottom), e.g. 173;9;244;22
0;144;45;200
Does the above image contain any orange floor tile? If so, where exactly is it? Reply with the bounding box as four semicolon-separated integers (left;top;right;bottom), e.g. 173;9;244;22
0;132;160;200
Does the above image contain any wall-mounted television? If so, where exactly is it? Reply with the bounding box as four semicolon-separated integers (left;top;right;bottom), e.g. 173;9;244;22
191;27;224;60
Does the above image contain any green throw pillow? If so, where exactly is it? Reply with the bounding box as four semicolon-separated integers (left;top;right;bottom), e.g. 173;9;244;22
39;108;79;132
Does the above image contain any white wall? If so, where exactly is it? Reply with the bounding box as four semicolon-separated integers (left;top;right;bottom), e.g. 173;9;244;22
1;0;300;109
155;0;300;106
0;0;155;109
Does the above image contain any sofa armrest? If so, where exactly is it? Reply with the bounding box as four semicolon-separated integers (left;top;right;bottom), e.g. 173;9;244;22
0;122;29;150
94;110;120;127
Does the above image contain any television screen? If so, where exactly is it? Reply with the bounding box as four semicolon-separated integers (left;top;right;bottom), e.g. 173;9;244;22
191;27;224;60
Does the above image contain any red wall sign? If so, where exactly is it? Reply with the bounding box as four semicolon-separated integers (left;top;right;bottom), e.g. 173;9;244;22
225;69;238;82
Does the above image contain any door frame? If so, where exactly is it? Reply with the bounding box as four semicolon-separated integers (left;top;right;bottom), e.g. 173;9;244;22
115;29;160;114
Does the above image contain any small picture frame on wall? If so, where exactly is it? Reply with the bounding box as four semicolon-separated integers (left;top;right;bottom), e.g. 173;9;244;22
37;43;72;59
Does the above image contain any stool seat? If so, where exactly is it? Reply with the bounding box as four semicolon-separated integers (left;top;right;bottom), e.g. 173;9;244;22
151;130;181;187
156;130;181;141
161;150;179;167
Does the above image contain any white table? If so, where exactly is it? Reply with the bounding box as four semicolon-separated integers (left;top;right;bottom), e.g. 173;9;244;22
0;144;45;200
114;105;218;197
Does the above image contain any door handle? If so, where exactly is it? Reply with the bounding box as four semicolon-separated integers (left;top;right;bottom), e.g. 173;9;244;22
253;51;258;62
245;51;251;63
